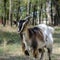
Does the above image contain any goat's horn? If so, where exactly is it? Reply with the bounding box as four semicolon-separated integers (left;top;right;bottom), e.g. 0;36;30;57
24;15;32;20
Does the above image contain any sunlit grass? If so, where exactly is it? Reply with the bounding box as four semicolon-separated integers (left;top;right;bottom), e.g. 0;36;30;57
0;25;60;60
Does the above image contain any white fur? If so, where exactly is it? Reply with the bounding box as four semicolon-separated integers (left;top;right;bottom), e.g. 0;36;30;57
23;34;28;50
23;24;54;52
37;24;54;50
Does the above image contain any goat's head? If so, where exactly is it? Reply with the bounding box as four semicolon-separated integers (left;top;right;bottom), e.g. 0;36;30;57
18;16;31;33
18;20;25;33
13;16;32;33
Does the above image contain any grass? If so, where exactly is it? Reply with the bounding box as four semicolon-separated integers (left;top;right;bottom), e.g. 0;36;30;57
0;25;60;60
0;25;21;44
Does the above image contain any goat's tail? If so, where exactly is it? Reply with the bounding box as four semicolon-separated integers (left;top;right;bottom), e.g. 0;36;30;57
48;26;54;34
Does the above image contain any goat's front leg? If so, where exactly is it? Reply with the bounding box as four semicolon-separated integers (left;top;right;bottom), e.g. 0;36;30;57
22;35;29;56
22;42;29;56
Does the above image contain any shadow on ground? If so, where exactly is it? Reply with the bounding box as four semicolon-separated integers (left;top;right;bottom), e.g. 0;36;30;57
0;54;60;60
0;56;35;60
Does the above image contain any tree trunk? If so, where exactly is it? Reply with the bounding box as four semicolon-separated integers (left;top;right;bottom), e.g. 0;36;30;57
45;1;47;25
53;0;60;26
27;0;30;15
39;1;43;24
33;3;37;25
9;0;12;26
1;16;3;24
3;0;6;26
50;0;53;25
16;0;20;26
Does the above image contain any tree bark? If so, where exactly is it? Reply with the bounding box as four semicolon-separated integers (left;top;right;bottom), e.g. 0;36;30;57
53;0;60;25
27;0;30;15
3;0;6;26
9;0;12;26
50;0;54;25
16;0;20;26
39;1;43;24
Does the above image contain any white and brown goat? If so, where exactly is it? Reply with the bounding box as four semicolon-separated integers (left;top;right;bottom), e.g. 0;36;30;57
17;16;54;60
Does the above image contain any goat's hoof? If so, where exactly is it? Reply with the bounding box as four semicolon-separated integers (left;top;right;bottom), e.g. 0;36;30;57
34;54;38;58
38;48;42;53
38;48;45;53
25;50;29;56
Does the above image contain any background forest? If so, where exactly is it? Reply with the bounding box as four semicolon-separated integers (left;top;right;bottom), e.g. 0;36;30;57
0;0;60;60
0;0;60;26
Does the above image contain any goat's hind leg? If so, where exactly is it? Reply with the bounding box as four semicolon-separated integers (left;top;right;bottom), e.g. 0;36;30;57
47;48;52;60
40;51;44;60
39;48;45;60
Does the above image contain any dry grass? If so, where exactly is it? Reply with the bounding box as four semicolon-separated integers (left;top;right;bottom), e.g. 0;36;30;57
0;24;17;32
0;25;60;60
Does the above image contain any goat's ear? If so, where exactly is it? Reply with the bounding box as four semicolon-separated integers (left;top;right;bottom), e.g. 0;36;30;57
13;21;17;25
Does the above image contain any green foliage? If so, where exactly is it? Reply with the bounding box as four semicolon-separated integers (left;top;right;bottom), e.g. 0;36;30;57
0;26;60;60
0;0;60;25
0;30;21;44
0;0;47;19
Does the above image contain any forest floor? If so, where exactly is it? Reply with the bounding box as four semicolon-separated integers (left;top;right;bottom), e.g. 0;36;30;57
0;25;60;60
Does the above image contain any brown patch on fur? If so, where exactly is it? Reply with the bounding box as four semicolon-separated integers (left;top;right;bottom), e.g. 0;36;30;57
21;23;44;57
33;49;38;58
27;27;44;42
34;29;44;42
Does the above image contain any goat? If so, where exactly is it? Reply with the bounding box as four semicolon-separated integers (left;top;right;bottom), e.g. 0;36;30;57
17;16;54;60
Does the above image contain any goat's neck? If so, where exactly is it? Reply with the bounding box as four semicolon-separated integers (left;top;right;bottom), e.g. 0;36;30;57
23;25;29;33
22;25;30;42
